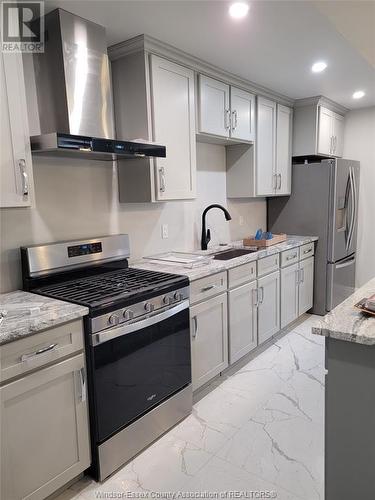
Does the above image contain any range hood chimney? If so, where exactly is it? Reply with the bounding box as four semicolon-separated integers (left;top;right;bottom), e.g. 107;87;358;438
31;9;165;161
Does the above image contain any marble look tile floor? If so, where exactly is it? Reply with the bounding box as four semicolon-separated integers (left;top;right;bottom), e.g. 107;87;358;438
56;314;325;500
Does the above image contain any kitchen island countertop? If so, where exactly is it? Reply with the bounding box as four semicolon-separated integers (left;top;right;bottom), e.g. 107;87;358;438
312;277;375;345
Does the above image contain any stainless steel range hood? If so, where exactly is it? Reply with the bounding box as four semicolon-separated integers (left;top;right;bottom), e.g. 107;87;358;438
31;9;165;160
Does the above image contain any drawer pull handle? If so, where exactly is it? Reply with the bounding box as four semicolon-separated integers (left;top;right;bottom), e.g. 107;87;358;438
192;316;198;339
303;248;312;254
201;284;217;292
19;159;29;196
300;268;305;283
252;288;259;307
159;167;166;192
78;368;86;402
286;253;297;261
21;343;58;362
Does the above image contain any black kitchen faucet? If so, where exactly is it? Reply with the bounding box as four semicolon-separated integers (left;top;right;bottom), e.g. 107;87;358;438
201;204;232;250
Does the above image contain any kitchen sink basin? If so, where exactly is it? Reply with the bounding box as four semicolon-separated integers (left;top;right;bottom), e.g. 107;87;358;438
213;248;257;260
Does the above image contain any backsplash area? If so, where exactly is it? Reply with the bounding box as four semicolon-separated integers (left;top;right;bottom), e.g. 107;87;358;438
0;142;266;293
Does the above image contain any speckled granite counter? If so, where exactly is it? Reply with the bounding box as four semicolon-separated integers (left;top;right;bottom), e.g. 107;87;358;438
312;277;375;345
0;291;88;346
131;235;318;281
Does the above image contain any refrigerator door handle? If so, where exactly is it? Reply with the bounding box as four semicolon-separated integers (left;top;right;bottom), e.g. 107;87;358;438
344;171;351;251
347;167;356;251
348;167;357;251
335;256;356;269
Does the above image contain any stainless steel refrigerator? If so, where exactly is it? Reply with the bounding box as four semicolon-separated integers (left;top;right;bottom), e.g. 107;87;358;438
268;158;360;315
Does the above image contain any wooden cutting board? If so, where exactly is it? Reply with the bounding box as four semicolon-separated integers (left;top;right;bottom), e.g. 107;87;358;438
354;298;375;317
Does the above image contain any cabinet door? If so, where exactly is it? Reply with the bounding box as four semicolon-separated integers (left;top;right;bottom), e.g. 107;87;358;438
280;263;299;328
190;293;228;390
0;52;34;207
230;87;255;142
256;97;276;196
317;106;333;156
258;271;280;344
150;55;196;200
276;104;292;195
198;75;230;138
1;354;90;500
228;281;257;364
332;113;345;158
299;256;314;314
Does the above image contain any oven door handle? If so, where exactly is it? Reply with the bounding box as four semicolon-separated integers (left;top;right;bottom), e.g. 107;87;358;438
91;300;189;346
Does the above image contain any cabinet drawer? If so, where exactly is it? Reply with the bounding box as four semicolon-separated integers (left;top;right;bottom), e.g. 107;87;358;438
281;248;299;268
0;319;84;383
228;262;256;289
190;271;227;305
257;254;280;277
299;242;314;260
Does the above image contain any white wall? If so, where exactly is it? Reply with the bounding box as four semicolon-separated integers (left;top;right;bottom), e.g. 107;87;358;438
343;106;375;286
0;142;266;292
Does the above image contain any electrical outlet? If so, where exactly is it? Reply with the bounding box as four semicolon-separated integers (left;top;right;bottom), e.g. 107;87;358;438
239;216;244;226
161;224;168;239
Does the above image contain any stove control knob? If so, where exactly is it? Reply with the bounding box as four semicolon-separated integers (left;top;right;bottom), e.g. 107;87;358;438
174;292;183;302
163;295;172;305
144;302;154;313
108;314;119;326
123;309;134;321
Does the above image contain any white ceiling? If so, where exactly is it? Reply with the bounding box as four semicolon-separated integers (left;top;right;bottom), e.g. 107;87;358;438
44;0;375;109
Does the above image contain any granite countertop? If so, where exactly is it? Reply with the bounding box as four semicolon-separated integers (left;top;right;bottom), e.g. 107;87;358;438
0;291;88;346
312;277;375;345
131;235;318;281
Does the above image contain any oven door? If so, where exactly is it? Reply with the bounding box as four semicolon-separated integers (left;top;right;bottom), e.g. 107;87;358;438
90;301;191;443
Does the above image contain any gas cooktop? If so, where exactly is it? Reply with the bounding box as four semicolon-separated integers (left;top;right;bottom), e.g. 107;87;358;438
33;266;187;309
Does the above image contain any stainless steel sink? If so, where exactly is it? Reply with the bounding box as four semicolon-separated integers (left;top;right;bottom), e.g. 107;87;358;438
213;248;257;260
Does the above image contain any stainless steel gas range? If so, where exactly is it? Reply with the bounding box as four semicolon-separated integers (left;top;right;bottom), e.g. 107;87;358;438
21;235;192;481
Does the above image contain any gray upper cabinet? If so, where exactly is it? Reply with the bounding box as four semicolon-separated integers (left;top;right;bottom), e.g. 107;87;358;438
226;98;292;198
198;75;230;138
150;55;196;200
198;74;255;143
256;97;277;196
0;52;34;208
317;106;345;157
293;98;346;158
230;86;256;142
109;49;196;202
276;104;293;195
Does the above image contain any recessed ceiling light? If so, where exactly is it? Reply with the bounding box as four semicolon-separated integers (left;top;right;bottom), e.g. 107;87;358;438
352;90;365;99
229;2;250;19
311;61;327;73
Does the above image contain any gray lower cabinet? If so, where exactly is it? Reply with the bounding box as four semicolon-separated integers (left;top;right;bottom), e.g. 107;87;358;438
280;262;299;328
1;352;90;500
298;256;314;314
228;281;258;364
257;270;280;344
190;293;228;391
281;256;315;328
